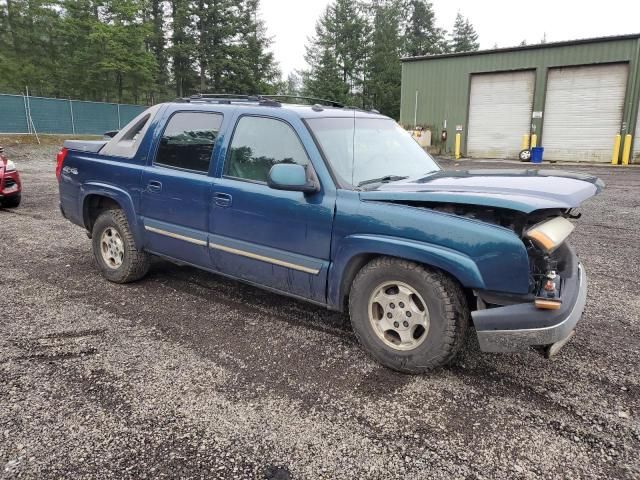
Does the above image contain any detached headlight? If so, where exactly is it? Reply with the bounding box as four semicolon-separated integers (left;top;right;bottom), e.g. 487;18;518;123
525;216;575;252
5;160;16;172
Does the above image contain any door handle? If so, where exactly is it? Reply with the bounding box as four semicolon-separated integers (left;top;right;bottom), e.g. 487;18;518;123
147;180;162;193
214;192;232;207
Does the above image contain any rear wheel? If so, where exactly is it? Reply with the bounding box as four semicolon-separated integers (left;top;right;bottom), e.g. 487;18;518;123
2;194;21;208
349;257;468;373
91;209;149;283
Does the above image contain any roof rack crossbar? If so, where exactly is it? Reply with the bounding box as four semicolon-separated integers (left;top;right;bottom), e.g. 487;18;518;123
176;93;281;107
175;93;345;109
191;93;261;101
262;95;344;108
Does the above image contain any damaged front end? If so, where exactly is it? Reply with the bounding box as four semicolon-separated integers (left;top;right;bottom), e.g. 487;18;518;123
377;200;588;357
430;203;587;357
359;169;603;357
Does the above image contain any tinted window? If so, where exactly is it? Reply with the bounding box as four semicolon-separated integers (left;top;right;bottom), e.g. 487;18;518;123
155;112;223;173
226;116;309;183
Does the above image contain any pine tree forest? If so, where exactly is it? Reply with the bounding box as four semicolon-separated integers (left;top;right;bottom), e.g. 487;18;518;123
0;0;479;117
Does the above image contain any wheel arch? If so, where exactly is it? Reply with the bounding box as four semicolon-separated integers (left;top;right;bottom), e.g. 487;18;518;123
328;234;486;311
80;184;143;247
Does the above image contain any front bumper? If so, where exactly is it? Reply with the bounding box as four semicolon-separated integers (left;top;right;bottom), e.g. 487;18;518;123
0;171;21;198
473;260;587;353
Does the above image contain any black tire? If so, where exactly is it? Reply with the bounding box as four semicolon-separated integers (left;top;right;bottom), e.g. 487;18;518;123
519;149;532;162
349;257;468;373
91;209;150;283
2;194;21;208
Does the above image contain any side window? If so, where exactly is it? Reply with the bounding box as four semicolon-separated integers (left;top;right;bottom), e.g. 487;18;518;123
155;112;223;173
225;116;309;183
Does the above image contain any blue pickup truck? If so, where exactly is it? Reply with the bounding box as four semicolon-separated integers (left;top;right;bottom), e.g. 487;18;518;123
56;95;603;373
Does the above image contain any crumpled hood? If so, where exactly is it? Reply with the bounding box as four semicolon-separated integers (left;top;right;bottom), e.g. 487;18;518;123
360;169;605;214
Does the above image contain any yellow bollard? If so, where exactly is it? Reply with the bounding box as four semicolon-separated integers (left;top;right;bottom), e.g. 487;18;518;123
521;134;530;150
611;134;621;165
621;134;632;166
530;134;538;148
455;133;461;159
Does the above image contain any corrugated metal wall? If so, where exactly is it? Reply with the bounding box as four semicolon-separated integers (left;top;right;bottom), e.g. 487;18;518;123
0;94;147;135
400;36;640;163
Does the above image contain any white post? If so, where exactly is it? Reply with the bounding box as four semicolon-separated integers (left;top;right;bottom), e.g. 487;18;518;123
25;86;40;144
414;90;419;128
23;93;31;134
69;99;76;135
117;104;121;129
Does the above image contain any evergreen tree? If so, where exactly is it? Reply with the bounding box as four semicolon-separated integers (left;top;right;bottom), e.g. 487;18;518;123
302;1;368;104
169;0;196;97
148;0;168;102
230;0;281;94
449;12;479;53
403;0;448;57
0;0;64;96
192;0;235;93
284;72;301;96
89;0;157;103
366;0;403;118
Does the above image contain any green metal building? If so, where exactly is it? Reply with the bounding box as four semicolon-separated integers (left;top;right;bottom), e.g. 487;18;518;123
400;33;640;164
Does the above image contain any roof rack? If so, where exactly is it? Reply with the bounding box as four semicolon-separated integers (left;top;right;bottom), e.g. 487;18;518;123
176;94;281;107
174;93;345;109
261;95;345;108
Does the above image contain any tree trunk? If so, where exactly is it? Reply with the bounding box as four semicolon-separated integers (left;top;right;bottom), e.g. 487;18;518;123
117;72;123;104
198;0;206;92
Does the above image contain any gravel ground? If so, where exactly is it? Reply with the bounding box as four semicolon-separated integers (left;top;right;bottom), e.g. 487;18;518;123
1;144;639;479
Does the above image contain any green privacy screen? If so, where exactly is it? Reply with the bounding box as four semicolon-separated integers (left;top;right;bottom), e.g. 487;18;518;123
0;94;30;133
0;93;147;135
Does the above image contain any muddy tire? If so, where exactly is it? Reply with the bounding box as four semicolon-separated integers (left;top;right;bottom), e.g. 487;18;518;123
91;209;149;283
349;257;468;373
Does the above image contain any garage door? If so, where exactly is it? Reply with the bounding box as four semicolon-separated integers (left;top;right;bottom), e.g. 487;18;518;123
467;71;535;159
542;64;628;162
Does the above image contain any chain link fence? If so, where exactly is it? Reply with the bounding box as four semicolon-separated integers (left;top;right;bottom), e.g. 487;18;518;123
0;93;147;135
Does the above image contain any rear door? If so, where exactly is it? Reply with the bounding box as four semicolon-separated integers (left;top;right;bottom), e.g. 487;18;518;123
140;110;223;267
209;114;335;303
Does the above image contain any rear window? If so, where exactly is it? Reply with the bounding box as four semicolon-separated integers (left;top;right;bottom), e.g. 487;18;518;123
154;112;223;173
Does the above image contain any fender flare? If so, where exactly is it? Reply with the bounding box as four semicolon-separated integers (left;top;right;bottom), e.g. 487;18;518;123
79;182;143;247
327;234;486;310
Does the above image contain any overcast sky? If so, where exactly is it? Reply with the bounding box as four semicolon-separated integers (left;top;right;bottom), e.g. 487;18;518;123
260;0;640;76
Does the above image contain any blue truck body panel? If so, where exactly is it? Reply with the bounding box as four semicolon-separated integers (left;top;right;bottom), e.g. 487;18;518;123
58;101;602;312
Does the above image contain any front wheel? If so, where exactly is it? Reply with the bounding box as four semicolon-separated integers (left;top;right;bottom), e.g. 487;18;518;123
349;258;468;373
2;194;21;208
91;209;150;283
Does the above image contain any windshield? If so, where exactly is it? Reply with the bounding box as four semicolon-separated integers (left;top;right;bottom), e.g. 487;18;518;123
307;117;440;188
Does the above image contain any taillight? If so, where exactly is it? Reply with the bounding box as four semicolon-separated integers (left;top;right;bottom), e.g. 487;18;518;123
55;147;68;181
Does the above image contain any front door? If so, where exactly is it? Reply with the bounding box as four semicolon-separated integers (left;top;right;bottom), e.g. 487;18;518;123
210;115;335;303
140;111;222;267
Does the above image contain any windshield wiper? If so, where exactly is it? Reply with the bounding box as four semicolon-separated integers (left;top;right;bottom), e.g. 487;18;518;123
357;175;409;188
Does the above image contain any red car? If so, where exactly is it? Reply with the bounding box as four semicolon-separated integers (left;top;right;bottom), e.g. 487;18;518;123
0;146;21;208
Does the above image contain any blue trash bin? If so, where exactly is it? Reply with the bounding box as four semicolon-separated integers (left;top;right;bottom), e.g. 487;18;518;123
531;147;544;164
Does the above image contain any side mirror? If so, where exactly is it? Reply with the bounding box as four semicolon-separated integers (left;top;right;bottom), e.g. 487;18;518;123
267;163;319;193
